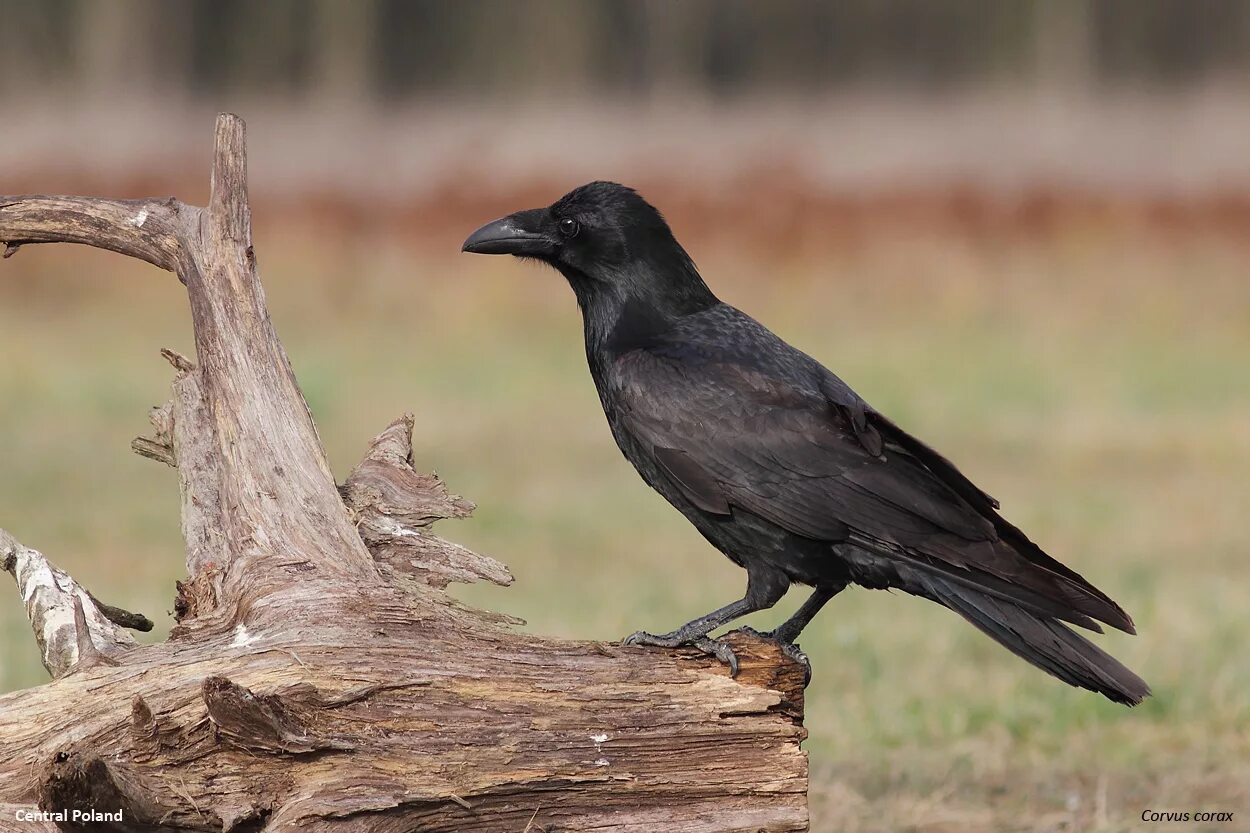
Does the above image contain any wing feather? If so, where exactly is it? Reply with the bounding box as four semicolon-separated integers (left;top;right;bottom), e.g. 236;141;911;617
612;345;1134;633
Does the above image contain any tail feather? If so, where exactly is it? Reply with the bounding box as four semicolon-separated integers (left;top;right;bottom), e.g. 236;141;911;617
924;575;1150;706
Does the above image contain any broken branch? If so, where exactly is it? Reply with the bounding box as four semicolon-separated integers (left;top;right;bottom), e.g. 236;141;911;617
1;529;141;678
0;196;185;272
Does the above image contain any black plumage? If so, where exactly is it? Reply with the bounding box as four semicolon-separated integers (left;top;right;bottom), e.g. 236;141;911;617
462;181;1148;705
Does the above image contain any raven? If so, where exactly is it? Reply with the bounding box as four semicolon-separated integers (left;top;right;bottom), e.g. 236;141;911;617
462;181;1148;705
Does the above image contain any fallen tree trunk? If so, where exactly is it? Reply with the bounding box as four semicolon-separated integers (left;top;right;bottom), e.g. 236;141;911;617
0;114;809;832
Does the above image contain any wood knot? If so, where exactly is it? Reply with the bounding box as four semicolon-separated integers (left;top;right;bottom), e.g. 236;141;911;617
203;675;353;755
39;751;221;831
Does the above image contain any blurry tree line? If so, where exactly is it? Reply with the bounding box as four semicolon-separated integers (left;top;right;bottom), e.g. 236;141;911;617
1;0;1248;101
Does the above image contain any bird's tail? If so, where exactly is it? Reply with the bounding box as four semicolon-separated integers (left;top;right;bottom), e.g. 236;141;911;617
923;574;1150;705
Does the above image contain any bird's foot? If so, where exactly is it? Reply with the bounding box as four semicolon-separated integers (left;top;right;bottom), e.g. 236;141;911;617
622;629;688;649
623;630;740;677
691;635;739;677
735;626;812;686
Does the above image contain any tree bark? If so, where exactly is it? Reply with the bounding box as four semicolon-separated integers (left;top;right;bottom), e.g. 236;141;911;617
0;114;808;832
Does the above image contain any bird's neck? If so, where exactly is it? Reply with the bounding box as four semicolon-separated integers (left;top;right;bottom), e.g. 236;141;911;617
564;263;713;348
574;289;715;396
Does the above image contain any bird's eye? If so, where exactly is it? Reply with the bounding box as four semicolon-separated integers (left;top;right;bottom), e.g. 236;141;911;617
558;217;580;238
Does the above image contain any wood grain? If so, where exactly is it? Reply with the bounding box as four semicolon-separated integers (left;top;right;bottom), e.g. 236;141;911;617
0;113;809;832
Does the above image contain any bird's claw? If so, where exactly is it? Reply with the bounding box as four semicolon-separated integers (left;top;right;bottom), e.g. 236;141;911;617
623;629;685;649
735;626;812;686
622;631;740;677
692;636;739;677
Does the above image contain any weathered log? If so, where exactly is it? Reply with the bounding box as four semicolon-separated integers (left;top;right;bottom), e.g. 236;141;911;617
0;114;809;832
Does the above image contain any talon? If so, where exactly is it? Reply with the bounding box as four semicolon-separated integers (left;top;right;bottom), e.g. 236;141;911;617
693;636;739;677
622;630;684;649
786;643;812;687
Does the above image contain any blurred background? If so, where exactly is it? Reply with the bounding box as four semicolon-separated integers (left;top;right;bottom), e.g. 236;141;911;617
1;2;1247;830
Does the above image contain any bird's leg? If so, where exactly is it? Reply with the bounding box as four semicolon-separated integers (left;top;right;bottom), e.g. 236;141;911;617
737;579;849;684
624;569;789;677
762;580;848;643
623;597;756;649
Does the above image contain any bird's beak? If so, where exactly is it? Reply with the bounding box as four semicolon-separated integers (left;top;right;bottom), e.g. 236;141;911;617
461;208;554;257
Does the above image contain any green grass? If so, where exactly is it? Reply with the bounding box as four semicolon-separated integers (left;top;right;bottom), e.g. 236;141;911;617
1;228;1247;831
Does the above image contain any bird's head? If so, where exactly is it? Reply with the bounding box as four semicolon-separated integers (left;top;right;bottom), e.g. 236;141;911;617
462;181;715;316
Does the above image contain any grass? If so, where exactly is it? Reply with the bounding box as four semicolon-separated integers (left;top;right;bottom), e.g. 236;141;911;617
1;224;1246;831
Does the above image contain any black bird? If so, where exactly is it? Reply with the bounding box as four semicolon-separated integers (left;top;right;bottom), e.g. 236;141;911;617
462;181;1148;705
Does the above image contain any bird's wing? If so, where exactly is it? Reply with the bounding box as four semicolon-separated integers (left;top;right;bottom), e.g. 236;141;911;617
613;345;995;543
611;345;1134;633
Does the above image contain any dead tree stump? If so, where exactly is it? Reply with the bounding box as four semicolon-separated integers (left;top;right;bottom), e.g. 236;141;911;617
0;114;809;832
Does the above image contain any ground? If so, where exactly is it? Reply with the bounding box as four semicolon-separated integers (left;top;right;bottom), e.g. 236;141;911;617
1;222;1246;832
